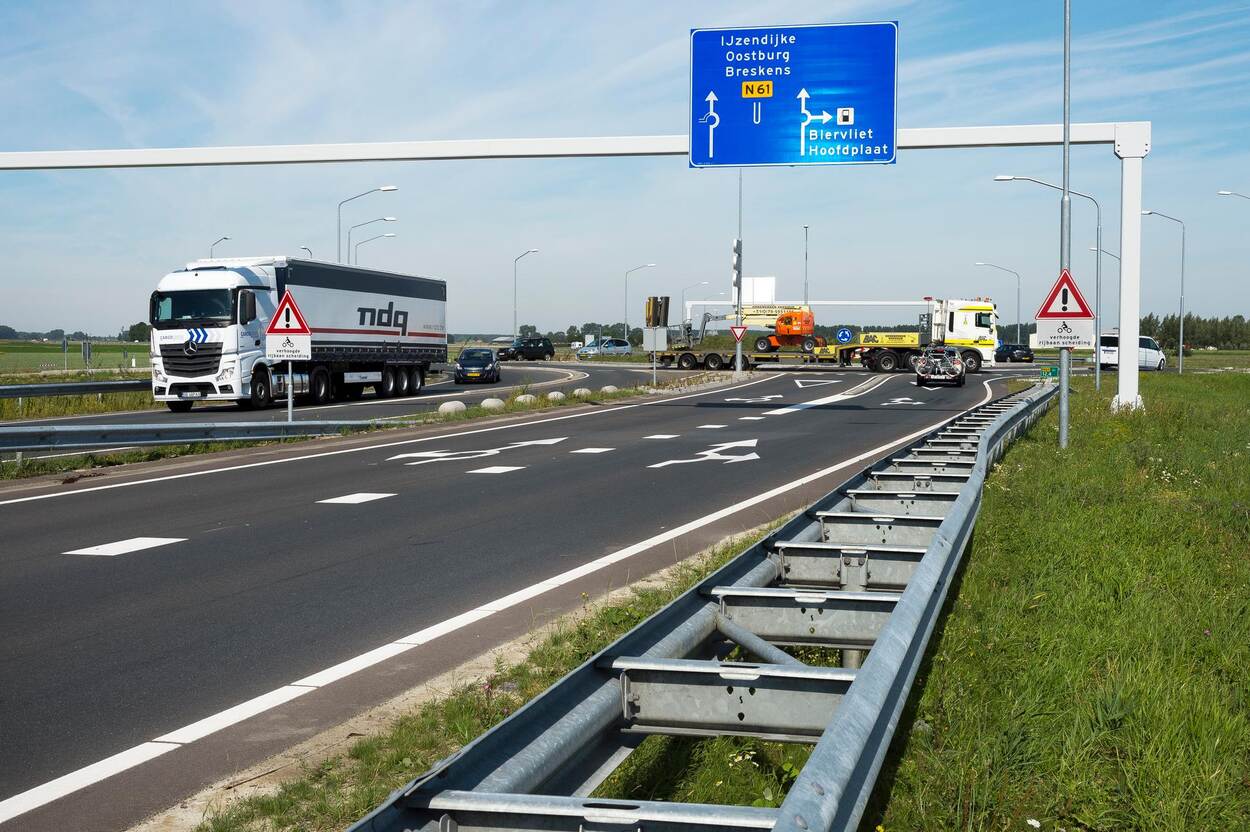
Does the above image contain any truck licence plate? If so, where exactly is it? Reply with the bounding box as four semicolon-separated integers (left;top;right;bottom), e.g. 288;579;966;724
179;391;203;399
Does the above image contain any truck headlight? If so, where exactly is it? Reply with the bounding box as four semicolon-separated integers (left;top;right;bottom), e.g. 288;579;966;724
154;370;167;383
216;365;236;381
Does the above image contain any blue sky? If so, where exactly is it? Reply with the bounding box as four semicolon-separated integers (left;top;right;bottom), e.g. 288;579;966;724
1;0;1248;334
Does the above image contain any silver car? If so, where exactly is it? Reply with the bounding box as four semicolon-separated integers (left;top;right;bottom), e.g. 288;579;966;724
577;338;633;359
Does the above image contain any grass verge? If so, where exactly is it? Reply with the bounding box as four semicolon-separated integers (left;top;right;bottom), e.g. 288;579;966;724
867;371;1250;830
195;524;782;832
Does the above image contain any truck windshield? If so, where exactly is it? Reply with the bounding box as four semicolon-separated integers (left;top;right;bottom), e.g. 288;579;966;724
150;290;233;329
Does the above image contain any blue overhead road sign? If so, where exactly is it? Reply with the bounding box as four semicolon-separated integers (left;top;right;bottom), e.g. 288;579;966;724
689;22;897;168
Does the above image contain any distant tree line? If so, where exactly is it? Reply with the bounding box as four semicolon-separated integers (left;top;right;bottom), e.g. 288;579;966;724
0;322;152;342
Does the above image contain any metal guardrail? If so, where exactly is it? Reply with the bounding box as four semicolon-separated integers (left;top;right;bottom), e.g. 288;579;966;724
348;382;1057;832
0;379;150;399
0;420;397;452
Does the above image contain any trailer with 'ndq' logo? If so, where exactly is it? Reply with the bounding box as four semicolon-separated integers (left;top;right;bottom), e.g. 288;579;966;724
148;257;446;412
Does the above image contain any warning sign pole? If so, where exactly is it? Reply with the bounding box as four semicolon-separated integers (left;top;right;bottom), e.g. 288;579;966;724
1059;0;1072;449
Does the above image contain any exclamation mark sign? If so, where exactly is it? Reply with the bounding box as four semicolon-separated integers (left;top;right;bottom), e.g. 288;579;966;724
1061;288;1069;311
285;307;291;327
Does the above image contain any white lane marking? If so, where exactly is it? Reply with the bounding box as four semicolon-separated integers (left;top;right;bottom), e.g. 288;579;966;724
739;416;765;421
649;439;760;468
0;741;179;823
883;396;924;406
1;377;1001;822
467;466;525;474
153;685;314;744
725;394;783;403
763;375;894;415
317;492;396;505
697;424;727;429
644;434;680;439
0;376;778;508
63;537;186;557
388;437;566;466
570;447;615;454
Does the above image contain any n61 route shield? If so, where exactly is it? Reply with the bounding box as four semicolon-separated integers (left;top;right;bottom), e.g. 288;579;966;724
689;22;898;168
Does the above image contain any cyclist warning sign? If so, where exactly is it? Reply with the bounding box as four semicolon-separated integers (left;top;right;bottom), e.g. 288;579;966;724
1035;270;1093;349
266;291;312;360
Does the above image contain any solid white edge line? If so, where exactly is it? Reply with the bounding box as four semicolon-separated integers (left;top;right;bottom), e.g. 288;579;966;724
153;685;314;745
0;741;179;823
0;377;1003;822
0;375;777;507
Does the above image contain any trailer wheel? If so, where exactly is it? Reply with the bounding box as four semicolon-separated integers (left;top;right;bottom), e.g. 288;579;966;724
310;367;332;404
677;353;698;370
875;351;899;372
801;336;818;353
960;351;982;373
377;367;397;398
248;368;272;409
409;367;425;394
394;366;412;397
754;336;773;353
704;353;725;370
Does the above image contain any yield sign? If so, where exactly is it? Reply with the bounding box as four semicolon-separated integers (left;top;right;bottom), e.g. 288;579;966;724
794;379;840;389
1036;270;1093;319
267;291;312;335
729;325;748;343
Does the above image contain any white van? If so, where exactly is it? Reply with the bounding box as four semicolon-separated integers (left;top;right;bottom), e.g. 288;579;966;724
1099;333;1166;371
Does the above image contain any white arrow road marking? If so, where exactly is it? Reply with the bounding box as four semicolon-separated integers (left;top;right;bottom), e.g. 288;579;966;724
317;493;396;505
794;379;841;389
64;537;186;557
467;466;525;474
387;437;566;466
883;396;924;406
765;375;894;415
725;394;784;403
648;439;760;468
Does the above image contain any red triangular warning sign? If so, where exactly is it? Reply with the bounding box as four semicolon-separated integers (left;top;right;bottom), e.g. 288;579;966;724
266;291;312;335
730;325;748;343
1035;269;1093;319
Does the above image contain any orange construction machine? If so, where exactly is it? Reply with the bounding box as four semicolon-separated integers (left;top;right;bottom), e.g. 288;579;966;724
749;306;826;353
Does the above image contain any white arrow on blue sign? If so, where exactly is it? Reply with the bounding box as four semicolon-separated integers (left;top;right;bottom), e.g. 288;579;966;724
689;22;898;168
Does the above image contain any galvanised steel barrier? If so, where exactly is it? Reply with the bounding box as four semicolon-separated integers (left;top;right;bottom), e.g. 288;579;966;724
348;382;1057;832
0;379;150;399
0;420;399;452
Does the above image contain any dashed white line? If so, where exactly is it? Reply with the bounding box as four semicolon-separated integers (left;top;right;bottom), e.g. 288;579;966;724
467;465;525;474
739;416;765;421
569;448;615;454
644;434;679;439
63;537;187;557
697;424;727;429
316;492;396;505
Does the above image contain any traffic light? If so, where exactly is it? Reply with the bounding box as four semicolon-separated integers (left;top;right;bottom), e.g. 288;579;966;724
731;238;743;291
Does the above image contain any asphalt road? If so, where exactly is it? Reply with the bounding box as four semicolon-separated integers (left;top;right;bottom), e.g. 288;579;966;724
0;367;1031;829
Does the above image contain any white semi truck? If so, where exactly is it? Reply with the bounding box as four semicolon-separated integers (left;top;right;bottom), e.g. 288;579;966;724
149;256;446;412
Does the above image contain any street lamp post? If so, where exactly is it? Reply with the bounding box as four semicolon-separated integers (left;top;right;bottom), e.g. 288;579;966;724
347;217;397;262
995;174;1103;390
1218;190;1250;201
299;246;313;258
337;186;397;262
513;249;538;338
625;263;656;345
354;232;395;265
974;262;1021;344
802;225;810;306
1143;210;1187;374
681;281;709;321
210;236;230;257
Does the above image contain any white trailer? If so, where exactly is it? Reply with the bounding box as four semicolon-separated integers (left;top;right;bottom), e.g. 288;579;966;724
149;256;446;411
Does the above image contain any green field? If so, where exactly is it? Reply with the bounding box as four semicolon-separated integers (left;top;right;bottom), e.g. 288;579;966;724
0;339;150;373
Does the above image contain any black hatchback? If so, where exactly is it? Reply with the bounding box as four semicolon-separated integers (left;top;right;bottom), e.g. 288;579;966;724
454;348;500;383
995;343;1034;363
499;337;555;361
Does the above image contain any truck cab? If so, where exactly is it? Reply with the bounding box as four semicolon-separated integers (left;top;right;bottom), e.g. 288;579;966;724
149;264;275;411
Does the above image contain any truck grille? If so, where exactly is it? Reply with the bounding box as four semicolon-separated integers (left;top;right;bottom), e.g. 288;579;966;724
160;342;222;377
